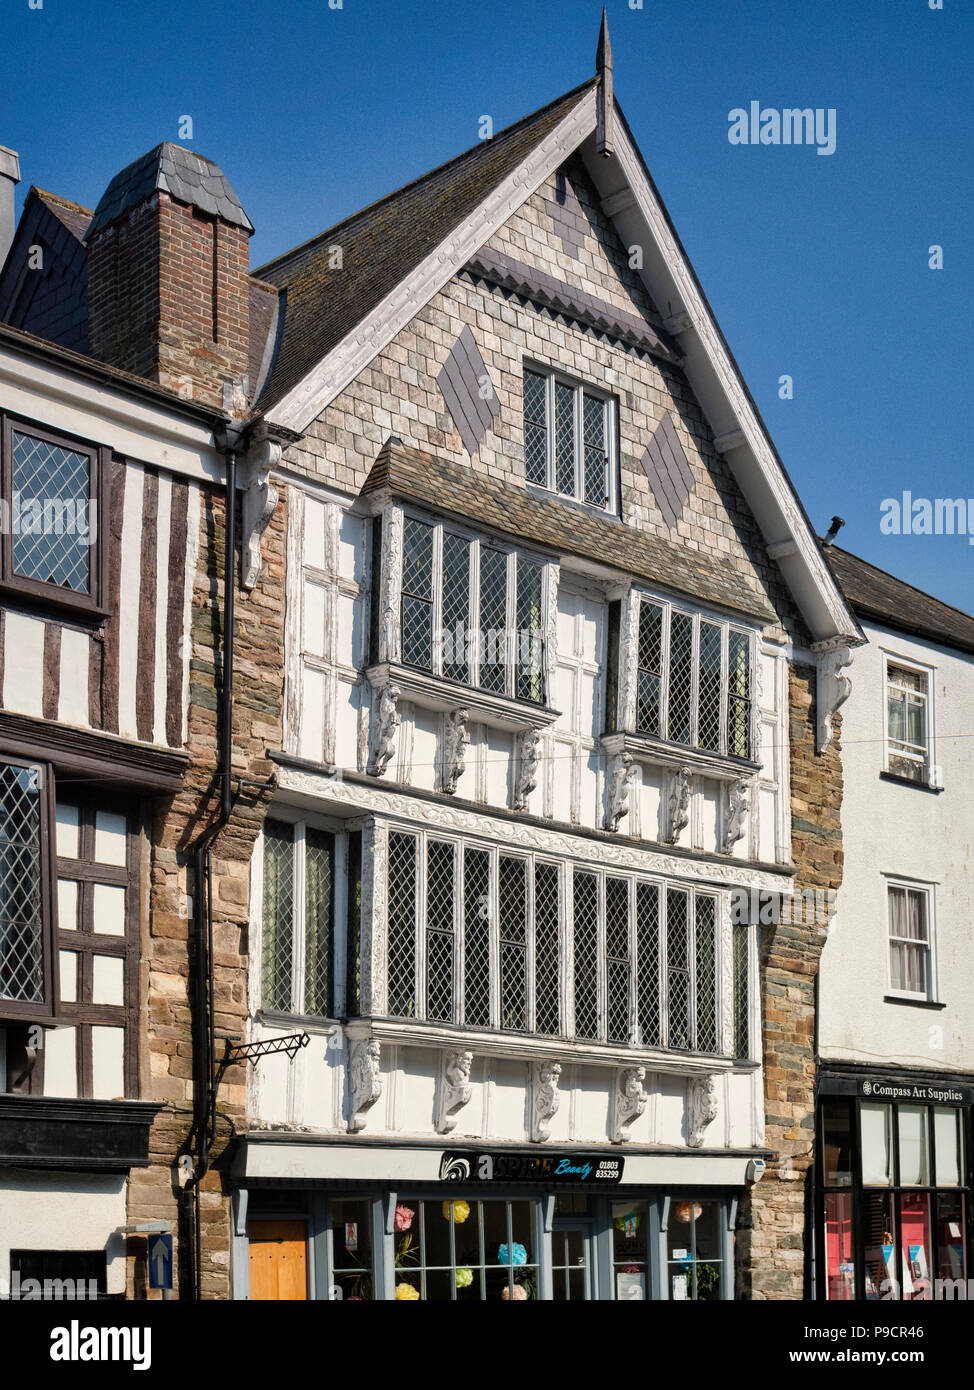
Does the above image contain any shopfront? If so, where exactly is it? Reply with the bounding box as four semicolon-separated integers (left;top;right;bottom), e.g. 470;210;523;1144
233;1141;749;1301
816;1068;973;1300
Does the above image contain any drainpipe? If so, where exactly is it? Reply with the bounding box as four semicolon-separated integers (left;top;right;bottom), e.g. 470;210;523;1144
183;427;241;1301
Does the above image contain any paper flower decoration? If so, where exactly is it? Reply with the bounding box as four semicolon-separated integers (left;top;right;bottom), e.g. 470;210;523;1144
497;1242;527;1267
455;1267;474;1289
501;1284;528;1300
395;1282;420;1301
393;1204;414;1232
442;1199;470;1224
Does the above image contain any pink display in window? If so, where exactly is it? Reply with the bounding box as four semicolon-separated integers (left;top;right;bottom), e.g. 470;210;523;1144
824;1193;854;1300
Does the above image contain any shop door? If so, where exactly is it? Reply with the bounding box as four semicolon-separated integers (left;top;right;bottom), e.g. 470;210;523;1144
248;1219;309;1300
551;1222;596;1300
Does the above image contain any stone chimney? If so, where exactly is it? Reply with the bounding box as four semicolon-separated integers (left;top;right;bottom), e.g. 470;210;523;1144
85;143;253;408
0;145;21;273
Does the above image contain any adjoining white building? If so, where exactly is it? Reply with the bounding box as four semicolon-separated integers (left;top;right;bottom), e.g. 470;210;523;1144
816;542;974;1301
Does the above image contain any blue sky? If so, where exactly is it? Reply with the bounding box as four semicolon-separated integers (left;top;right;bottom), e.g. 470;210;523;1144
4;0;972;609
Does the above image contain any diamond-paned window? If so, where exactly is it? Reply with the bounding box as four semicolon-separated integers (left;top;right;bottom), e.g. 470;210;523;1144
378;829;729;1055
396;513;547;705
0;761;45;1005
522;367;617;512
262;820;336;1018
1;416;106;616
634;595;754;761
732;921;750;1059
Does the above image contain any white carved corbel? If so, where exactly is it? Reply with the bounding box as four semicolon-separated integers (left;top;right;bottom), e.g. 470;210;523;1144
687;1073;718;1148
604;750;636;832
348;1038;382;1133
367;683;401;777
513;729;541;811
722;777;750;854
663;766;691;844
612;1066;648;1143
240;439;281;590
530;1060;562;1142
813;639;854;753
434;1049;474;1134
440;708;469;796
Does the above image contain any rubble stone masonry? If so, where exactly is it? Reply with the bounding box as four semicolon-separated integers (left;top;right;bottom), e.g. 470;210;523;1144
125;482;287;1299
736;662;844;1298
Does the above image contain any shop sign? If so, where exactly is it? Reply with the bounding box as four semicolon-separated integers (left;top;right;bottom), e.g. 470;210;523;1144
859;1078;972;1105
439;1152;624;1183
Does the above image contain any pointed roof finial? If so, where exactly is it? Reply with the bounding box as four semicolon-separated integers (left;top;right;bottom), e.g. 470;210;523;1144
596;8;614;158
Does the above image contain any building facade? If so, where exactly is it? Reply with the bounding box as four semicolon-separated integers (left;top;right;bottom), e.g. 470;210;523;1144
816;544;974;1301
0;24;866;1301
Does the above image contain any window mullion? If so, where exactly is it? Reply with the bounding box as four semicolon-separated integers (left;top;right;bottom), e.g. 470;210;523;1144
563;864;575;1038
489;847;500;1029
470;539;481;687
506;551;516;698
573;383;583;502
660;886;669;1048
526;856;536;1033
597;872;607;1043
719;625;729;756
628;877;637;1046
455;845;465;1025
546;375;556;491
660;604;672;739
416;832;428;1020
690;616;701;750
432;525;444;678
292;823;307;1014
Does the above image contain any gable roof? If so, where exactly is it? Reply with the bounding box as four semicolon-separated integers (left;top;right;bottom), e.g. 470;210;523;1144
823;544;974;657
253;79;596;413
0;187;91;352
365;440;777;625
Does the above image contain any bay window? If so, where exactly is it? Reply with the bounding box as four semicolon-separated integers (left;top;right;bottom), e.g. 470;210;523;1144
634;595;754;759
399;515;546;704
382;825;745;1057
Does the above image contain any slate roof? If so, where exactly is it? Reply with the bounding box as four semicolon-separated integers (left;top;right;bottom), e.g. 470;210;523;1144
34;188;92;241
88;143;253;237
252;79;597;412
823;544;974;656
363;440;778;624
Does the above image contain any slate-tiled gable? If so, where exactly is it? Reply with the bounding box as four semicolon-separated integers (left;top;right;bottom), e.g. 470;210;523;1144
252;80;596;411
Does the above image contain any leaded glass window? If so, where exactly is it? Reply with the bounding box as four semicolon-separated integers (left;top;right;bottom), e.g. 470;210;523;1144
634;596;754;760
261;820;336;1017
0;761;45;1006
521;367;617;510
396;514;547;704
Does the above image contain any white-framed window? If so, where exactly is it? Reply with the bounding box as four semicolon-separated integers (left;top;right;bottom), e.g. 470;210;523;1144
261;819;335;1017
384;825;746;1055
635;595;754;759
522;365;618;513
886;880;936;1001
400;514;546;703
884;656;933;785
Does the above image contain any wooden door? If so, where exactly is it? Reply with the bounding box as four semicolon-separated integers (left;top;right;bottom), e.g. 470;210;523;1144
248;1219;309;1300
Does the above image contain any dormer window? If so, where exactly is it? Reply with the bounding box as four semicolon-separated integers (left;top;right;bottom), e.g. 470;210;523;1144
634;596;754;759
522;366;618;513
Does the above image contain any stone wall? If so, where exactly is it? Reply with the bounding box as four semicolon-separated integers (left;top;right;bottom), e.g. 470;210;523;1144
126;482;287;1298
736;661;844;1298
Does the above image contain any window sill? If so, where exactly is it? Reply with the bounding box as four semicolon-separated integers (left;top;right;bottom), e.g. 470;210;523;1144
879;770;943;795
602;730;760;784
345;1016;753;1075
524;482;621;525
366;662;559;734
883;994;946;1010
0;582;111;627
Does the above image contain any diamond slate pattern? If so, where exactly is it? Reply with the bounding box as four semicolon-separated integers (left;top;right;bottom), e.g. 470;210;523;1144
641;411;696;530
547;169;586;258
88;143;254;237
437;325;499;457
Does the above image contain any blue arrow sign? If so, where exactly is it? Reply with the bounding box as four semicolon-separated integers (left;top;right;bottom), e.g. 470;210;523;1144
148;1233;173;1290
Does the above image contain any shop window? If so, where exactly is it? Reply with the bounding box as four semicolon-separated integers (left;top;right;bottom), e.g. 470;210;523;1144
331;1198;375;1301
398;515;546;704
823;1193;855;1301
9;1249;109;1300
261;820;335;1017
934;1107;964;1187
898;1106;930;1187
860;1103;893;1186
392;1199;538;1301
935;1193;966;1289
612;1202;648;1300
887;883;934;1000
522;366;617;512
899;1193;932;1299
862;1191;896;1299
821;1099;853;1186
635;596;754;760
665;1199;722;1301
